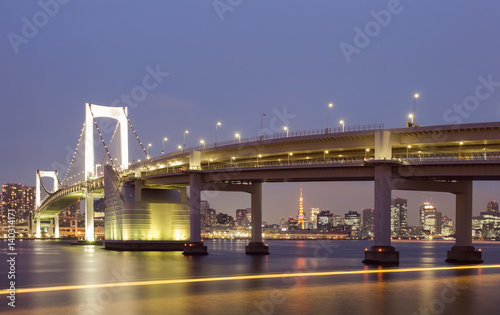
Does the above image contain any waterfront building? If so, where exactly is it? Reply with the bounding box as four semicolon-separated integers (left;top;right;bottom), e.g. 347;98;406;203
391;197;408;235
1;183;35;223
317;210;333;232
362;208;374;236
344;211;361;232
236;209;250;227
310;208;320;229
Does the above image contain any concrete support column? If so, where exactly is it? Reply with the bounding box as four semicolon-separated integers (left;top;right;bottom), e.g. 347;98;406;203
363;165;398;265
135;180;144;202
54;215;59;238
246;182;269;255
180;187;187;204
85;194;95;241
446;181;482;263
183;172;208;255
36;213;41;238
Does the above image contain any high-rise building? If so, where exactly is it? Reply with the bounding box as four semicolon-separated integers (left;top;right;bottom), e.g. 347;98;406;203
201;200;210;213
317;211;333;232
310;208;320;229
420;201;442;235
362;208;374;232
333;214;342;227
236;209;250;227
344;211;361;231
441;216;454;237
1;183;35;222
391;197;408;235
298;186;304;229
487;201;499;214
201;208;216;227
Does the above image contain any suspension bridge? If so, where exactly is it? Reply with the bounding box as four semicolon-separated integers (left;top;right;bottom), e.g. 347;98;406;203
34;103;500;263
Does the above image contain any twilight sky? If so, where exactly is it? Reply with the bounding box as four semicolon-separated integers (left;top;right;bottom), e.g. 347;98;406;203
1;0;500;225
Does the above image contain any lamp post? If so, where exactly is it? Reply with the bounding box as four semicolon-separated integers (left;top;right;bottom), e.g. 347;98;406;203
215;122;221;147
284;126;289;137
413;93;419;124
407;145;411;160
408;114;414;123
200;139;205;149
459;141;463;159
162;137;168;157
147;143;152;159
183;130;189;152
327;103;333;132
339;120;345;132
257;154;262;165
208;158;213;168
324;150;329;162
365;148;370;159
260;114;266;137
288;152;293;165
235;133;241;144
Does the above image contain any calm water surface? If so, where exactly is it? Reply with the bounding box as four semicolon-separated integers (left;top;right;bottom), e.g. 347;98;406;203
2;239;500;314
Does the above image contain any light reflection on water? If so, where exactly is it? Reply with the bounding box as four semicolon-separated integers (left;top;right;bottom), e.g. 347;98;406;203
2;239;500;314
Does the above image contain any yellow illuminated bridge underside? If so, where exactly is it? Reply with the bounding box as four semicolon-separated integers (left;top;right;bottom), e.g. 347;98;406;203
3;265;500;295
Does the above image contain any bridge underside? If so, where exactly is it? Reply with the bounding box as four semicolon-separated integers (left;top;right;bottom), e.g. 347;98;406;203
38;191;86;219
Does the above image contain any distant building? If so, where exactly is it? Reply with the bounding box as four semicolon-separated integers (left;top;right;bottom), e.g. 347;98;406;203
216;213;234;227
236;209;250;227
487;200;499;214
441;216;454;237
333;214;342;227
317;211;333;232
420;202;442;235
391;197;408;235
287;217;299;230
310;208;320;229
344;211;361;232
1;183;35;222
202;208;217;227
297;186;304;229
362;208;374;236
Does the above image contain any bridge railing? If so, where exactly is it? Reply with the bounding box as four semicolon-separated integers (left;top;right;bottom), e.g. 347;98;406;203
180;124;384;153
394;151;500;162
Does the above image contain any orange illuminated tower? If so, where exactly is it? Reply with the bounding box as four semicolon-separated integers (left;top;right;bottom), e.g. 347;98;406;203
298;186;304;229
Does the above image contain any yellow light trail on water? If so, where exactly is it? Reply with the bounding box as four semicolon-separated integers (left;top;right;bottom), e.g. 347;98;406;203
3;264;500;295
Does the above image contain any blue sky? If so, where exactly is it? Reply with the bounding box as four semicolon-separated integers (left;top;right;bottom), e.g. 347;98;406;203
1;0;500;224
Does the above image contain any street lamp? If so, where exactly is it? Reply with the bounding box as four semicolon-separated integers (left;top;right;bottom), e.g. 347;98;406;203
408;114;414;123
288;152;293;165
324;150;329;162
339;120;345;132
459;141;463;158
327;103;333;131
162;137;168;157
413;93;419;124
283;126;289;137
147;143;152;159
183;130;189;152
200;139;205;149
257;154;262;164
407;145;412;160
260;114;266;137
235;133;241;143
208;158;213;167
365;148;370;159
216;122;221;146
177;145;182;152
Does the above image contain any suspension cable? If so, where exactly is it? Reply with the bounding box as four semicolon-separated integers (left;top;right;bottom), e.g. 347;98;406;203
89;105;116;169
123;107;148;158
62;122;86;185
100;120;120;167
